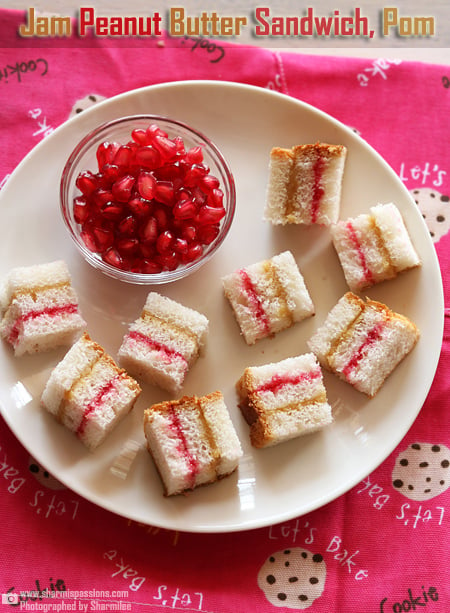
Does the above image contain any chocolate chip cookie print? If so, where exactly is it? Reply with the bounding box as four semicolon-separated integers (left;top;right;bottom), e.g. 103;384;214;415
69;93;106;118
392;443;450;501
28;456;66;491
411;187;450;242
258;548;326;609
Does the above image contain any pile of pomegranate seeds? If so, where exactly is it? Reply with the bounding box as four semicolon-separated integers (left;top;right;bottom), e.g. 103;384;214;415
73;123;227;274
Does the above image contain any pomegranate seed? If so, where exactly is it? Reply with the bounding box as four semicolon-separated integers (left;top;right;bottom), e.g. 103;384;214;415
76;171;97;196
101;164;120;184
173;198;197;220
80;229;97;252
146;124;167;140
201;174;220;192
118;215;137;236
184;165;207;188
154;181;175;206
103;247;123;269
197;224;220;244
117;237;139;256
127;197;152;218
131;129;150;145
154;164;183;182
113;145;133;168
112;175;135;202
153;134;178;161
139;216;158;242
96;141;120;168
101;202;124;221
185;146;204;164
182;242;203;263
208;188;224;208
153;206;169;231
173;136;185;155
191;186;207;206
196;205;226;225
73;197;90;224
135;145;161;169
156;230;174;254
180;224;197;242
140;259;162;274
174;237;188;254
92;188;113;208
93;227;114;252
137;171;156;200
157;252;179;271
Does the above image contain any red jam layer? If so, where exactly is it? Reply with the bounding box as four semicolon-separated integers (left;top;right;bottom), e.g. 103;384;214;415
127;330;188;367
256;368;322;395
342;321;384;378
77;374;120;436
8;303;79;346
345;221;374;285
238;269;271;337
167;405;200;487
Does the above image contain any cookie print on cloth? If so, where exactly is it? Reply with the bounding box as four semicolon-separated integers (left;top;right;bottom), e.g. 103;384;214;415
69;93;106;118
257;548;326;609
28;456;66;491
411;187;450;243
392;443;450;501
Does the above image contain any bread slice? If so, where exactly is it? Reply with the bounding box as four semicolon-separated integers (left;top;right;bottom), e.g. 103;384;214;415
118;292;209;393
41;333;141;450
331;203;421;292
0;260;86;356
222;250;314;345
264;143;347;226
144;391;243;496
307;292;419;397
236;353;333;448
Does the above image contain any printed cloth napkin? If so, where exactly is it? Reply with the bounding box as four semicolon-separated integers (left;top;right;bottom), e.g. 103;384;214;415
1;8;450;613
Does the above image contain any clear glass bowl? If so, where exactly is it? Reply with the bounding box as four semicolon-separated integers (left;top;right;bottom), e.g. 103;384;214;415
60;115;236;284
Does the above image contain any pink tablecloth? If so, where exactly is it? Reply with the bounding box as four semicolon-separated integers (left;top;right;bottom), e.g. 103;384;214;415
1;8;450;612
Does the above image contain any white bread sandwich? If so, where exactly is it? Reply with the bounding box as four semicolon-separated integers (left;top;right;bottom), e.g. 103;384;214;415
118;292;209;393
236;353;333;448
222;250;314;345
330;202;421;292
307;292;419;397
41;333;141;450
144;391;243;496
0;260;86;356
264;142;347;226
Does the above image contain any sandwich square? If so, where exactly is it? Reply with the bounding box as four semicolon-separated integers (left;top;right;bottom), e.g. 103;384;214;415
236;353;333;448
307;292;420;397
144;391;243;496
41;333;141;450
264;142;347;226
0;260;86;356
222;250;314;345
118;292;209;393
330;202;421;292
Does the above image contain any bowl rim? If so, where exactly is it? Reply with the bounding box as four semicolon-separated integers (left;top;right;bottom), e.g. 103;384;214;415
60;113;236;285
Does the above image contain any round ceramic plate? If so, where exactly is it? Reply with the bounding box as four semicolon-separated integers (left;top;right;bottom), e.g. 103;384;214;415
0;81;443;533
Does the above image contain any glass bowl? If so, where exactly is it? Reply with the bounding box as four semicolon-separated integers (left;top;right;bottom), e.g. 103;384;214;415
60;115;236;284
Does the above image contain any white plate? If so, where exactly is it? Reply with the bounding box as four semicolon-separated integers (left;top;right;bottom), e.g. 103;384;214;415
0;81;443;533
